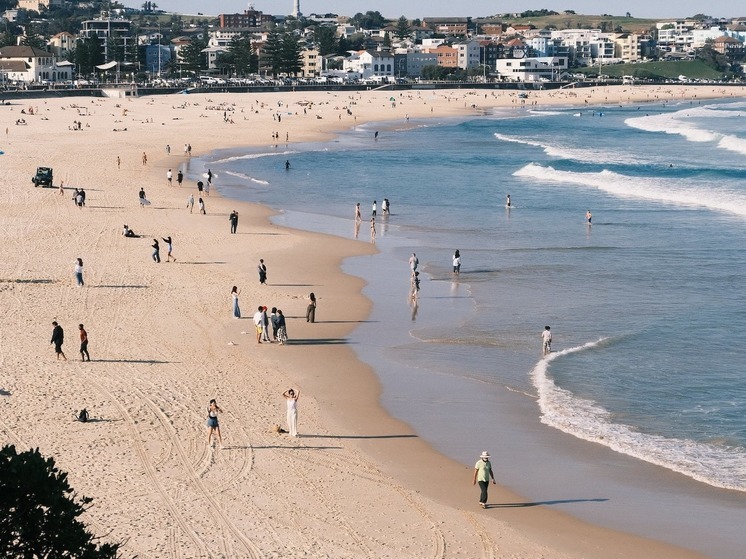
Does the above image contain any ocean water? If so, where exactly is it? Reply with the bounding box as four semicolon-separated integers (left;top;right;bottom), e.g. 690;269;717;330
204;98;746;556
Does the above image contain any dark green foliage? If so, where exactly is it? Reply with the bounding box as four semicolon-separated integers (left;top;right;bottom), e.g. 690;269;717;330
0;445;119;558
394;16;411;41
280;33;303;76
313;25;338;56
74;36;105;76
178;30;208;73
349;10;386;30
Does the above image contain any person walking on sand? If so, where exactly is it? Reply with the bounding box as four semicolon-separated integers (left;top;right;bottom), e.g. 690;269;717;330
187;194;194;213
206;399;223;448
166;144;171;155
586;209;592;224
542;325;552;355
355;202;362;222
473;451;496;508
151;239;160;263
162;236;175;262
138;187;147;207
142;152;147;165
306;292;316;323
453;249;461;275
283;388;300;437
177;170;183;187
276;309;288;344
253;306;265;344
231;286;241;318
74;258;84;287
370;217;376;242
229;210;238;234
257;259;267;285
166;169;172;186
51;321;66;361
79;324;90;362
198;197;206;214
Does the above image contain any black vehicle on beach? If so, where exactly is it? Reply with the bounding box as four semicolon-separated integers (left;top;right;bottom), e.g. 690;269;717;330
32;167;53;187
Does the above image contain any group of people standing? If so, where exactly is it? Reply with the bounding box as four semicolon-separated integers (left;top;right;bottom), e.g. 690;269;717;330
50;321;89;362
251;305;288;345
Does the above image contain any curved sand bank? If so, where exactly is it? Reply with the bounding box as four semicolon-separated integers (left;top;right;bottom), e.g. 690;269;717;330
2;85;737;557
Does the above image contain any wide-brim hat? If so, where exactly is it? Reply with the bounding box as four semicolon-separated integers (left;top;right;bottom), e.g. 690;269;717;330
480;451;490;459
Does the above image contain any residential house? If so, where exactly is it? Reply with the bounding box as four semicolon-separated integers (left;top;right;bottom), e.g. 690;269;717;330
343;50;394;79
713;35;745;58
426;44;458;67
422;17;470;37
218;8;273;30
48;31;76;58
81;13;134;62
495;56;568;82
301;47;319;77
17;0;61;11
612;33;641;63
0;45;73;82
394;51;437;77
456;39;481;69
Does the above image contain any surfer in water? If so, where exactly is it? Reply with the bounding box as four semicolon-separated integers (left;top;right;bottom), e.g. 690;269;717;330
506;194;511;208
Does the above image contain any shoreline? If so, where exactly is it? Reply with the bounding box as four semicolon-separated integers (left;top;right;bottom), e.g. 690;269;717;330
1;85;737;557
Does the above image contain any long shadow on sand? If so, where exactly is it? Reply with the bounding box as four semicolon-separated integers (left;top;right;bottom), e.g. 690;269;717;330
1;278;55;284
93;359;174;364
178;261;227;265
92;285;149;289
285;338;352;345
241;445;344;451
302;434;418;440
487;498;608;509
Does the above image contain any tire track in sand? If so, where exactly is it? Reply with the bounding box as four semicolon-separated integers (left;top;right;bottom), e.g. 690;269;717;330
87;377;210;558
133;386;263;559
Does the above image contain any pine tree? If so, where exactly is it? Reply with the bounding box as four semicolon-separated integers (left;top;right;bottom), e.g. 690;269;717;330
0;445;120;558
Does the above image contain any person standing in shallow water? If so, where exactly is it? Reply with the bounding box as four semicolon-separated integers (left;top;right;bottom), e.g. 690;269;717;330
473;451;496;508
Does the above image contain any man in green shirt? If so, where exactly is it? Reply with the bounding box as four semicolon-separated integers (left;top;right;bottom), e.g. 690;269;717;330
472;451;496;508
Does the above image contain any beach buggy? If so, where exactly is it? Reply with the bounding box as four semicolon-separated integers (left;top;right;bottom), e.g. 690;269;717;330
32;166;53;187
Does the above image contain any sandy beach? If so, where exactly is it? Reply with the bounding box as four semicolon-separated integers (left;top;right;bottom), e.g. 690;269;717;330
2;84;740;558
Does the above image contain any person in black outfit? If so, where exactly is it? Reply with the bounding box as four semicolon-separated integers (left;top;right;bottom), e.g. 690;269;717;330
229;210;238;234
152;239;160;263
51;321;67;361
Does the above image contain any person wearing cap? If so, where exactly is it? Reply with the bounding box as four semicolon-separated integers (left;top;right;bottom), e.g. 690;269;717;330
473;451;496;508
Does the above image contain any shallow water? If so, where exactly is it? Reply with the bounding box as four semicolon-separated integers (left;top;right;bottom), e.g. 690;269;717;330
204;99;746;557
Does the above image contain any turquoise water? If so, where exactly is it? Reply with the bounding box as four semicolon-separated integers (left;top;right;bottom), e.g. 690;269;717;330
204;99;746;556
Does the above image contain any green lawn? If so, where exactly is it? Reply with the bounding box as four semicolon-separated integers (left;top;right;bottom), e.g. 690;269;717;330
576;60;726;80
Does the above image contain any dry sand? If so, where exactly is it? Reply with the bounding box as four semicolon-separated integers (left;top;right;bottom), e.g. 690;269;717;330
2;84;738;558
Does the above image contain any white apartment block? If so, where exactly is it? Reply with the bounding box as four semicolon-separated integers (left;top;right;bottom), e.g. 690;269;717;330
495;56;568;82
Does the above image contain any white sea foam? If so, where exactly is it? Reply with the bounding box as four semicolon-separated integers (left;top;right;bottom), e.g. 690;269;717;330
211;150;295;165
625;112;721;142
532;341;746;491
513;163;746;217
223;170;269;185
494;133;649;165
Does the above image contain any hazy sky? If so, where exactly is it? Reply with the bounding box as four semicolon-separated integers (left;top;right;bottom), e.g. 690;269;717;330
129;0;743;20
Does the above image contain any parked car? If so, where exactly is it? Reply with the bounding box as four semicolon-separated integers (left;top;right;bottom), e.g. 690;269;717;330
32;167;53;187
